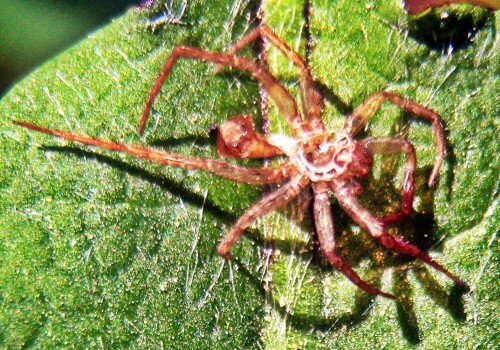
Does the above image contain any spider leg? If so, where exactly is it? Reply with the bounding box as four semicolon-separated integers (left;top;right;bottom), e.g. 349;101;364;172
214;24;324;131
312;182;394;299
140;46;306;137
334;186;470;291
217;175;309;258
343;91;445;187
362;137;416;226
13;121;296;185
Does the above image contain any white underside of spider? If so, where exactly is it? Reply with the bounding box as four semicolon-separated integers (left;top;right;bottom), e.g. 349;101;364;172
268;131;362;183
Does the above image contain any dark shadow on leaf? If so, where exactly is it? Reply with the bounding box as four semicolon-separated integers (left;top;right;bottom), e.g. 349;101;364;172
281;288;382;332
393;266;421;344
231;257;267;299
315;81;353;116
443;133;457;201
407;7;491;53
413;265;468;321
448;285;469;321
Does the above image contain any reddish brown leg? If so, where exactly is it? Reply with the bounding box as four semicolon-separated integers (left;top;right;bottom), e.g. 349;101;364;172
215;24;325;131
13;121;296;185
334;186;470;291
343;91;445;187
362;137;416;226
312;182;395;298
217;175;309;258
140;46;305;137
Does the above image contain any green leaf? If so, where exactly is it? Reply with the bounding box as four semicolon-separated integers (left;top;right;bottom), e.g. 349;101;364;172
1;0;498;349
261;1;499;349
1;1;265;348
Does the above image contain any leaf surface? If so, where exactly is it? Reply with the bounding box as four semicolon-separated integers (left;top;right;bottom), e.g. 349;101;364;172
0;0;498;349
1;1;265;348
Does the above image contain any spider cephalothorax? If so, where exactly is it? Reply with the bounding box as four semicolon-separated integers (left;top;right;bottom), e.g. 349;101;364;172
14;24;469;299
268;130;373;184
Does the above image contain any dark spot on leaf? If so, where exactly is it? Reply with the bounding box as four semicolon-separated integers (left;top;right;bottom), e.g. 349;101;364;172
406;7;491;52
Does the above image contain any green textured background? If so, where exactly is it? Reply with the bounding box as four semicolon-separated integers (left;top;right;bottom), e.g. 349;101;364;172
1;0;498;348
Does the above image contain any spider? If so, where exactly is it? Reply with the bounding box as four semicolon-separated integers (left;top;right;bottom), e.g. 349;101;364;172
14;24;469;299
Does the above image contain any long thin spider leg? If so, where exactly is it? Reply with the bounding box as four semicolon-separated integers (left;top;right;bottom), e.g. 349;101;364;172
214;24;324;130
343;91;445;187
312;182;394;298
13;121;296;185
334;186;470;291
362;137;416;226
217;175;309;258
140;46;306;137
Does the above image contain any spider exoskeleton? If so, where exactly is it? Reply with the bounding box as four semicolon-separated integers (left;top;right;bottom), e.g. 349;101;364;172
14;24;469;299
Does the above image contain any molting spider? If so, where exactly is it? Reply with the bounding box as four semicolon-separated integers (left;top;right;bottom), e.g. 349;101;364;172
14;24;469;299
